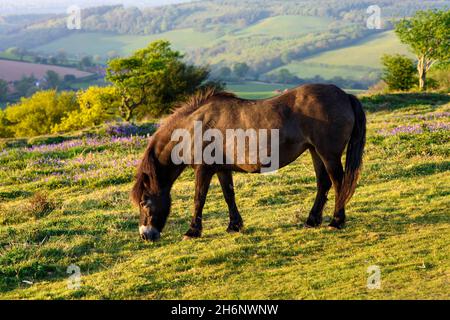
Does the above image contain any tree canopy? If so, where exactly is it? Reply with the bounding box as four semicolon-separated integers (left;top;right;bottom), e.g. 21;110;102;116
106;40;213;121
395;9;450;90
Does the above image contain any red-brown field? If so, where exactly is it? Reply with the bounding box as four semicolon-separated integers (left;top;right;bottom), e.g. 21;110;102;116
0;59;92;82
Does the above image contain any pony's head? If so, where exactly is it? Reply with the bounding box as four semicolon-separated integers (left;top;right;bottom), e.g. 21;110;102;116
131;142;171;241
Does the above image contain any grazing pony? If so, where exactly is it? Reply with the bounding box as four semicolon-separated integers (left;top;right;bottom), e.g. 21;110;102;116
132;84;366;241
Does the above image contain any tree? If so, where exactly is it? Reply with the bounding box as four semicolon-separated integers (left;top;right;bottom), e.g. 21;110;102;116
49;56;58;65
233;63;250;79
0;79;8;102
276;69;298;84
395;9;450;90
63;74;76;82
107;40;213;120
14;75;38;97
80;56;93;69
45;70;61;89
218;66;232;79
381;54;416;91
56;49;68;64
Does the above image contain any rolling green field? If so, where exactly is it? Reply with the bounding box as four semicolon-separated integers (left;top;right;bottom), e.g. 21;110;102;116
35;28;221;57
29;17;416;86
270;31;414;80
0;93;449;299
301;31;412;68
227;81;296;99
35;15;334;58
233;15;335;38
227;81;365;99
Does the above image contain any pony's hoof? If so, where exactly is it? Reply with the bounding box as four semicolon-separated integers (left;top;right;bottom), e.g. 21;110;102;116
227;222;244;233
304;217;322;228
183;228;202;240
328;220;345;230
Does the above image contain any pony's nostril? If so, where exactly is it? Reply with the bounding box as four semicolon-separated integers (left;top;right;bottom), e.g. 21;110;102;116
139;226;160;242
148;228;161;242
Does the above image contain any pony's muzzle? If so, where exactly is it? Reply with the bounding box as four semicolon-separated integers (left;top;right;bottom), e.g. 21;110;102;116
139;226;160;242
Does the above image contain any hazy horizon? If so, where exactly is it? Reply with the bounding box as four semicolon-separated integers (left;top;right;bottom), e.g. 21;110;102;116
0;0;192;15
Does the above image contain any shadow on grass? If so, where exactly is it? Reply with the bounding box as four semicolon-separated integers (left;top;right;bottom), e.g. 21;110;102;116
350;208;449;236
377;161;450;180
0;190;32;201
361;93;450;112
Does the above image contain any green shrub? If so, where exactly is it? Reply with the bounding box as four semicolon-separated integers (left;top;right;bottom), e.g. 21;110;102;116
381;54;417;91
429;62;450;92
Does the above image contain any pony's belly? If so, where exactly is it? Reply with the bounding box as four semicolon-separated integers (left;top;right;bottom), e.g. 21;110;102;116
277;142;309;168
230;142;309;174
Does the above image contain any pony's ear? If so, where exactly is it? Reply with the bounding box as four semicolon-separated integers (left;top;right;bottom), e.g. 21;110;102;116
131;143;159;206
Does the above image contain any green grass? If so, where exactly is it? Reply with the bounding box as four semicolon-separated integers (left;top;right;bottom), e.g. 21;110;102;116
32;19;412;86
35;28;221;58
227;81;365;99
227;81;296;99
35;16;333;59
233;15;334;38
0;53;35;63
269;62;380;81
270;31;413;80
0;93;449;299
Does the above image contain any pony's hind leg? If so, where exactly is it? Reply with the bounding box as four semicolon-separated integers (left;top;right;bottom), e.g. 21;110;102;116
184;166;214;239
305;148;332;228
217;171;244;233
320;156;346;229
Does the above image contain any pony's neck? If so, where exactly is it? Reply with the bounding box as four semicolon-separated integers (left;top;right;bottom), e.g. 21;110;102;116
152;143;186;194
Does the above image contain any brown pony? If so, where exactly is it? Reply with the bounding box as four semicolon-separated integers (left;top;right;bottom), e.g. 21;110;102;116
132;84;366;241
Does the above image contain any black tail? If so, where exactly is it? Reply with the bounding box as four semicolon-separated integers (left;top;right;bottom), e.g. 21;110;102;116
337;94;366;208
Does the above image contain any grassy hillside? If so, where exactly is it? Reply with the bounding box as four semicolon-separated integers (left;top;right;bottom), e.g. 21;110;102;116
269;31;413;80
301;31;412;68
227;81;296;99
228;81;365;99
35;28;221;57
34;15;334;58
34;27;412;85
233;15;335;38
0;93;449;299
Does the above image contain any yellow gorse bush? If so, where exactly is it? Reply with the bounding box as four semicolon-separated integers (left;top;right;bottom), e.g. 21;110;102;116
0;87;120;138
3;90;78;138
53;86;120;133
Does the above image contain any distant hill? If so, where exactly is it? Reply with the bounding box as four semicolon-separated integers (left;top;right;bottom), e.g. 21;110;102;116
1;0;449;88
0;0;191;14
268;30;413;80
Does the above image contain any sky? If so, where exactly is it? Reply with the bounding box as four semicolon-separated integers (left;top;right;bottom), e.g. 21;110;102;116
0;0;192;15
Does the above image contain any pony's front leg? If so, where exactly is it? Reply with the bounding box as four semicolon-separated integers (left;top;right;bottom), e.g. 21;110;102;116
184;166;214;239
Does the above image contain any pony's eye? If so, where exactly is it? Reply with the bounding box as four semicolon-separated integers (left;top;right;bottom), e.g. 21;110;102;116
140;199;153;209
